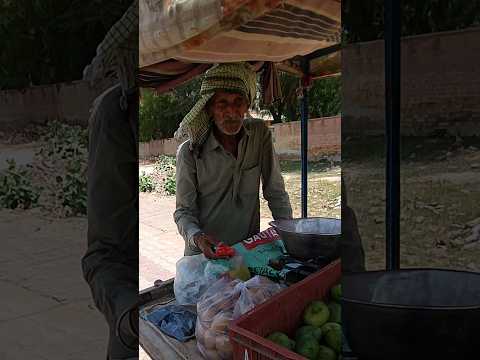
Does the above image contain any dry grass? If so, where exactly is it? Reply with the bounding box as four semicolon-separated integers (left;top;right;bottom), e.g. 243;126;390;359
260;161;341;220
344;143;480;272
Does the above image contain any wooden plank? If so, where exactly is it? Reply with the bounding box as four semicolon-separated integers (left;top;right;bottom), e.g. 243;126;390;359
140;317;203;360
139;278;175;306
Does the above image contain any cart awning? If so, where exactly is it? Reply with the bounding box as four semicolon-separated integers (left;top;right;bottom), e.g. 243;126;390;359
139;0;341;88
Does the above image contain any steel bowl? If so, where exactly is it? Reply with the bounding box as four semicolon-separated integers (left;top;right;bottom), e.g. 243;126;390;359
269;217;341;260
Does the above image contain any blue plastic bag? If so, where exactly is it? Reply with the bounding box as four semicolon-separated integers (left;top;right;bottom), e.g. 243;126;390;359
142;305;197;342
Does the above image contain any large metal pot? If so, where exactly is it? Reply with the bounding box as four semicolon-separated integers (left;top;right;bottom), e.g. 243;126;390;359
269;217;341;260
342;268;480;360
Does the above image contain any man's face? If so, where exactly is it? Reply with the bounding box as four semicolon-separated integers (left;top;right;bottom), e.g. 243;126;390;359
208;91;249;136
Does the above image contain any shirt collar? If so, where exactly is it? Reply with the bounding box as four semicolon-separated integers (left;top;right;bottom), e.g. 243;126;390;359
203;122;251;153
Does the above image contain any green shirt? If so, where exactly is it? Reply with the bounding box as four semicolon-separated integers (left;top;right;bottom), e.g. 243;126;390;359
81;85;138;359
174;118;293;255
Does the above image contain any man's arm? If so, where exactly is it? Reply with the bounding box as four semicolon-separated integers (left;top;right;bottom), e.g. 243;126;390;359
173;142;203;254
81;86;138;353
260;123;293;219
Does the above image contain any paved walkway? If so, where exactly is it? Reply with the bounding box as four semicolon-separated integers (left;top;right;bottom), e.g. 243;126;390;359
0;142;39;171
139;193;183;290
0;209;108;359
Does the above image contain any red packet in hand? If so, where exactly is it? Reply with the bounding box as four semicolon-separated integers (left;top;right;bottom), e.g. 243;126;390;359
214;243;236;258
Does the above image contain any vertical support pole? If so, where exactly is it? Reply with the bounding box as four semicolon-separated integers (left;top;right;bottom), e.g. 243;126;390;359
385;0;401;270
300;58;310;218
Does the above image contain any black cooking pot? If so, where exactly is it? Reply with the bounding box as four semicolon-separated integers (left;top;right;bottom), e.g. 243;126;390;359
342;268;480;360
269;217;341;260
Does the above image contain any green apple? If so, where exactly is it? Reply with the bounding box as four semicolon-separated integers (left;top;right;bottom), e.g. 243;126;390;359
296;325;322;342
322;323;342;353
295;337;320;360
266;332;295;351
316;345;337;360
330;284;342;302
303;301;330;327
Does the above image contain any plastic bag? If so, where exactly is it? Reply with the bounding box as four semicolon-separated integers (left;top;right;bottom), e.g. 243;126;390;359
196;276;239;360
204;258;233;280
195;275;285;359
232;275;285;319
174;254;212;305
174;255;244;305
141;304;196;342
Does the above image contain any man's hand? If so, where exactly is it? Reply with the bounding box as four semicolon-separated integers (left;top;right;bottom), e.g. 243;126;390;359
193;232;230;259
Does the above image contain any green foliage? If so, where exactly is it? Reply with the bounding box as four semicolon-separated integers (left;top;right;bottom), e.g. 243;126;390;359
33;121;88;216
343;0;480;44
154;155;176;173
0;0;132;89
0;159;40;209
139;172;155;192
164;174;176;195
154;155;176;195
139;78;202;141
262;74;341;123
309;77;341;118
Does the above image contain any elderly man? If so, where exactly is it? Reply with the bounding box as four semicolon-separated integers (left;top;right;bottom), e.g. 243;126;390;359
174;62;293;258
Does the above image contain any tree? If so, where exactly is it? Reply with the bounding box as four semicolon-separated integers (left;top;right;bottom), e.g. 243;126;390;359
0;0;132;89
259;73;341;123
342;0;480;44
139;77;203;141
309;76;341;119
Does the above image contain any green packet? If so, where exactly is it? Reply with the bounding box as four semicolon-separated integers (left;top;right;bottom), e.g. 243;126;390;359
205;227;286;280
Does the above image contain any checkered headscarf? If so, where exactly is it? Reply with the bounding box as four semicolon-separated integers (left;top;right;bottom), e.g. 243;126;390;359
83;0;138;110
174;62;257;151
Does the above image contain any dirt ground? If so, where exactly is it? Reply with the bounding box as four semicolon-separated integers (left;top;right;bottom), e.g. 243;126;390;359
261;161;341;220
344;138;480;271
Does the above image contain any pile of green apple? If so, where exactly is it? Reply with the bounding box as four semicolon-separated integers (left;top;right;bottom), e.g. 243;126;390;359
265;284;342;360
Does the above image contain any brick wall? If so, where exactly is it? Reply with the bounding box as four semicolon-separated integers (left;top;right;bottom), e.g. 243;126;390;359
272;116;341;160
0;80;113;132
342;27;480;136
139;138;182;159
139;116;341;160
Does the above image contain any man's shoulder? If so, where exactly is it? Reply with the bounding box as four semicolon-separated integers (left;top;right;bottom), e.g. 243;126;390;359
177;139;193;159
89;84;124;128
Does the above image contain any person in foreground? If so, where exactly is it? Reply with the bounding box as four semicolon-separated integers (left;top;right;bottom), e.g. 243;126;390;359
81;1;139;358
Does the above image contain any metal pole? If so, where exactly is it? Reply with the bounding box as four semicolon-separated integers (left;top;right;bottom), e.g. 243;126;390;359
300;58;310;218
385;0;401;270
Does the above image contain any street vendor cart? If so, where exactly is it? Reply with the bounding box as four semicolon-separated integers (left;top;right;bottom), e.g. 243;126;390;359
138;0;343;359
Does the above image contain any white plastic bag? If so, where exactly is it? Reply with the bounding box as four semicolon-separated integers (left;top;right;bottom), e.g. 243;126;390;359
174;254;242;306
232;275;286;319
196;275;286;359
174;254;211;305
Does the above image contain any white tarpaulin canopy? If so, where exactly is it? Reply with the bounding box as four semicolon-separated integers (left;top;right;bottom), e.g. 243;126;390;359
139;0;341;90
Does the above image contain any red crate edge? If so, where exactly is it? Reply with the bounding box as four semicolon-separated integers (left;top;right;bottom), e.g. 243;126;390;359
229;260;342;360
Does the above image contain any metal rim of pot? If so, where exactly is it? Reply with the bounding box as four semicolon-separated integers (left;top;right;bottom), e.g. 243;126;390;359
268;217;341;237
342;267;480;310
